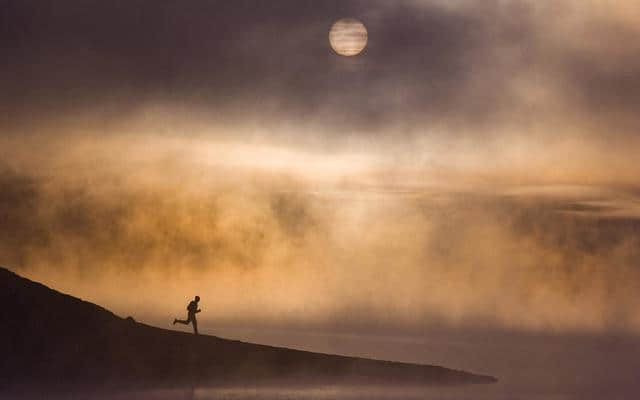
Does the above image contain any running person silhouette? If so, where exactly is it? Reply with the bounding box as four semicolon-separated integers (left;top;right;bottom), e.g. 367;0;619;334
173;295;201;335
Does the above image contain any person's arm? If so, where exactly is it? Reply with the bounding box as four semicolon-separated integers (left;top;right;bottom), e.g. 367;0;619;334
196;309;201;313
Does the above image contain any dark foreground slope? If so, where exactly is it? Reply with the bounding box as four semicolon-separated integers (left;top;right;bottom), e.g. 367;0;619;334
0;267;496;392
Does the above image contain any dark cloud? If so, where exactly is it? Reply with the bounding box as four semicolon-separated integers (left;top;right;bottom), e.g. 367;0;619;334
3;0;640;138
0;1;531;131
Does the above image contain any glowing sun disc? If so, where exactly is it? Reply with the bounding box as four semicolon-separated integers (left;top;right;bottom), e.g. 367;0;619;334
329;18;368;57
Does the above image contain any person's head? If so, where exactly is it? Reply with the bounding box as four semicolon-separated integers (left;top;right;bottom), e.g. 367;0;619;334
195;295;200;302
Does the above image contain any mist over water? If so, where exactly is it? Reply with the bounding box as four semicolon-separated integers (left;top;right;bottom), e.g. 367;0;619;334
2;129;640;336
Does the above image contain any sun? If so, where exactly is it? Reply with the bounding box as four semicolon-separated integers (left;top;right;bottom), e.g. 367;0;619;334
329;18;368;57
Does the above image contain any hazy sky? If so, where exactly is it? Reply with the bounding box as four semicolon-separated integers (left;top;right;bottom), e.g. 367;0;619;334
2;0;640;370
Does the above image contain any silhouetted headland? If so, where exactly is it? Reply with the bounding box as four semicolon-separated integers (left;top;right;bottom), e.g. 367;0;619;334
0;267;497;393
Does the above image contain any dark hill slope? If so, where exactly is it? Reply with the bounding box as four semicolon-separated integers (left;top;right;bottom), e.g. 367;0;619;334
0;267;496;391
